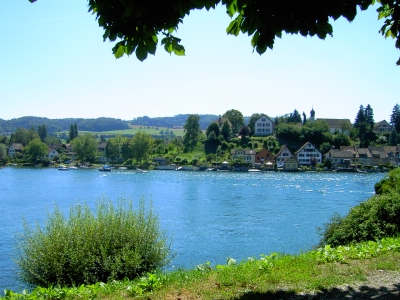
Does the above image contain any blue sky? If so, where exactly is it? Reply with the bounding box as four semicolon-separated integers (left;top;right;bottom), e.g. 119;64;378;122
0;0;399;123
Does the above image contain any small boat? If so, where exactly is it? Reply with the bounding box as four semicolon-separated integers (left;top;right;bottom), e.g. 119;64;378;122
205;168;216;171
175;166;183;171
118;167;127;170
248;168;261;172
98;165;112;172
58;165;69;170
136;168;148;173
68;166;78;170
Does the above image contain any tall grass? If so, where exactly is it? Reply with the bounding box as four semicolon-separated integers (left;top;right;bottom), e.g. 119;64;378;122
14;197;172;288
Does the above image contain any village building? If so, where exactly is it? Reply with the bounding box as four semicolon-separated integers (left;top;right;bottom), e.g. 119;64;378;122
253;114;273;137
231;149;256;166
317;118;352;134
255;148;275;165
295;142;322;165
283;157;299;171
373;120;392;134
275;145;293;167
8;143;23;157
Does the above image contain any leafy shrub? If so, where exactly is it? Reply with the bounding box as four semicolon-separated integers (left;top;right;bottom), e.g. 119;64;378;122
14;198;172;288
374;168;400;195
319;169;400;247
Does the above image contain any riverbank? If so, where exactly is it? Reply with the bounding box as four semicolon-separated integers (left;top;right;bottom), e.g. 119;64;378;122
3;237;400;299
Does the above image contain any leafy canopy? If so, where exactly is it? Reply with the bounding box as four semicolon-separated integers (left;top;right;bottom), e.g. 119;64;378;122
27;0;400;64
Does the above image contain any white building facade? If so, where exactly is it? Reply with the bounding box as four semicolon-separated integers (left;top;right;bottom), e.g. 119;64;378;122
254;115;274;136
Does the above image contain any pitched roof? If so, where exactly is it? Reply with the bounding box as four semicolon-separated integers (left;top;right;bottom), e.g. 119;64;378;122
231;149;257;155
295;142;321;154
11;143;23;150
318;118;351;128
275;145;292;157
330;150;357;158
357;148;371;158
373;120;392;130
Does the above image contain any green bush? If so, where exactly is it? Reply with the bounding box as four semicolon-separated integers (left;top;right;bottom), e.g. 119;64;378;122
374;168;400;195
14;198;172;288
318;169;400;247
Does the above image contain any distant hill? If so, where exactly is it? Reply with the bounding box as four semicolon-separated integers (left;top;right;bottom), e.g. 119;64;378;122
132;114;251;130
0;117;129;133
0;114;253;133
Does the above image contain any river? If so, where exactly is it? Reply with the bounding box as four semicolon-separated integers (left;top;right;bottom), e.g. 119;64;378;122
0;166;386;291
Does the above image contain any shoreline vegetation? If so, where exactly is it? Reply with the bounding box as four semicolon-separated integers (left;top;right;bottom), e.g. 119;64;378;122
2;169;400;299
3;237;400;299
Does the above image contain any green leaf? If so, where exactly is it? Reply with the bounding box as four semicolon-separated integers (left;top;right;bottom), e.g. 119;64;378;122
251;31;260;48
226;0;237;17
113;43;126;59
226;17;241;36
146;40;157;55
136;42;148;61
125;41;136;55
173;44;185;56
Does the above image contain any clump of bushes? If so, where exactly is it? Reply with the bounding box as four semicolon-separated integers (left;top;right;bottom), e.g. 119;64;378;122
318;169;400;247
14;198;171;288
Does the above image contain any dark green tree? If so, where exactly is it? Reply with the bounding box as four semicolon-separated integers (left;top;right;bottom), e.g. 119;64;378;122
354;105;366;128
0;144;8;163
69;123;78;141
131;132;153;164
220;120;232;140
288;109;302;123
121;138;133;163
223;109;244;135
106;136;123;163
23;138;48;163
319;142;332;155
37;124;48;143
302;112;307;125
183;114;201;151
390;104;400;133
301;120;331;149
72;133;98;162
365;104;375;129
206;121;220;138
238;125;251;137
10;127;38;146
389;128;399;146
332;133;351;149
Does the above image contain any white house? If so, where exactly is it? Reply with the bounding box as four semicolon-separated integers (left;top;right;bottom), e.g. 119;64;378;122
231;149;256;165
47;148;59;160
253;115;273;136
275;145;293;167
295;142;322;165
8;143;23;157
373;120;392;134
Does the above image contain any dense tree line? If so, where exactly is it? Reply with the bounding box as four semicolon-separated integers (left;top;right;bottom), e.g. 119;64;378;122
0;117;129;133
132;114;222;130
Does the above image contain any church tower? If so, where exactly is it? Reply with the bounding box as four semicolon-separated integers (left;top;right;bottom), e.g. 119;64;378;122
310;107;315;121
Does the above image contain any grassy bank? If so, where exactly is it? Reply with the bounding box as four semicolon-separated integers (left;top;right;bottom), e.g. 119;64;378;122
3;236;400;299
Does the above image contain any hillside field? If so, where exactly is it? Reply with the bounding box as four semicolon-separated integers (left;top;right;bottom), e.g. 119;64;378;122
78;125;185;137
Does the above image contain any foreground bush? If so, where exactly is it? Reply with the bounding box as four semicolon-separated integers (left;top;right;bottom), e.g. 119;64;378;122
319;169;400;247
14;198;172;288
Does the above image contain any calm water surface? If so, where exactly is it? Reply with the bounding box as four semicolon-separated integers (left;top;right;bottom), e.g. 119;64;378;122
0;167;385;291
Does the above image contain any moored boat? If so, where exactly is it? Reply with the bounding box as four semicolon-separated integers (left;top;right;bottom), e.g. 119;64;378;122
98;165;112;172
